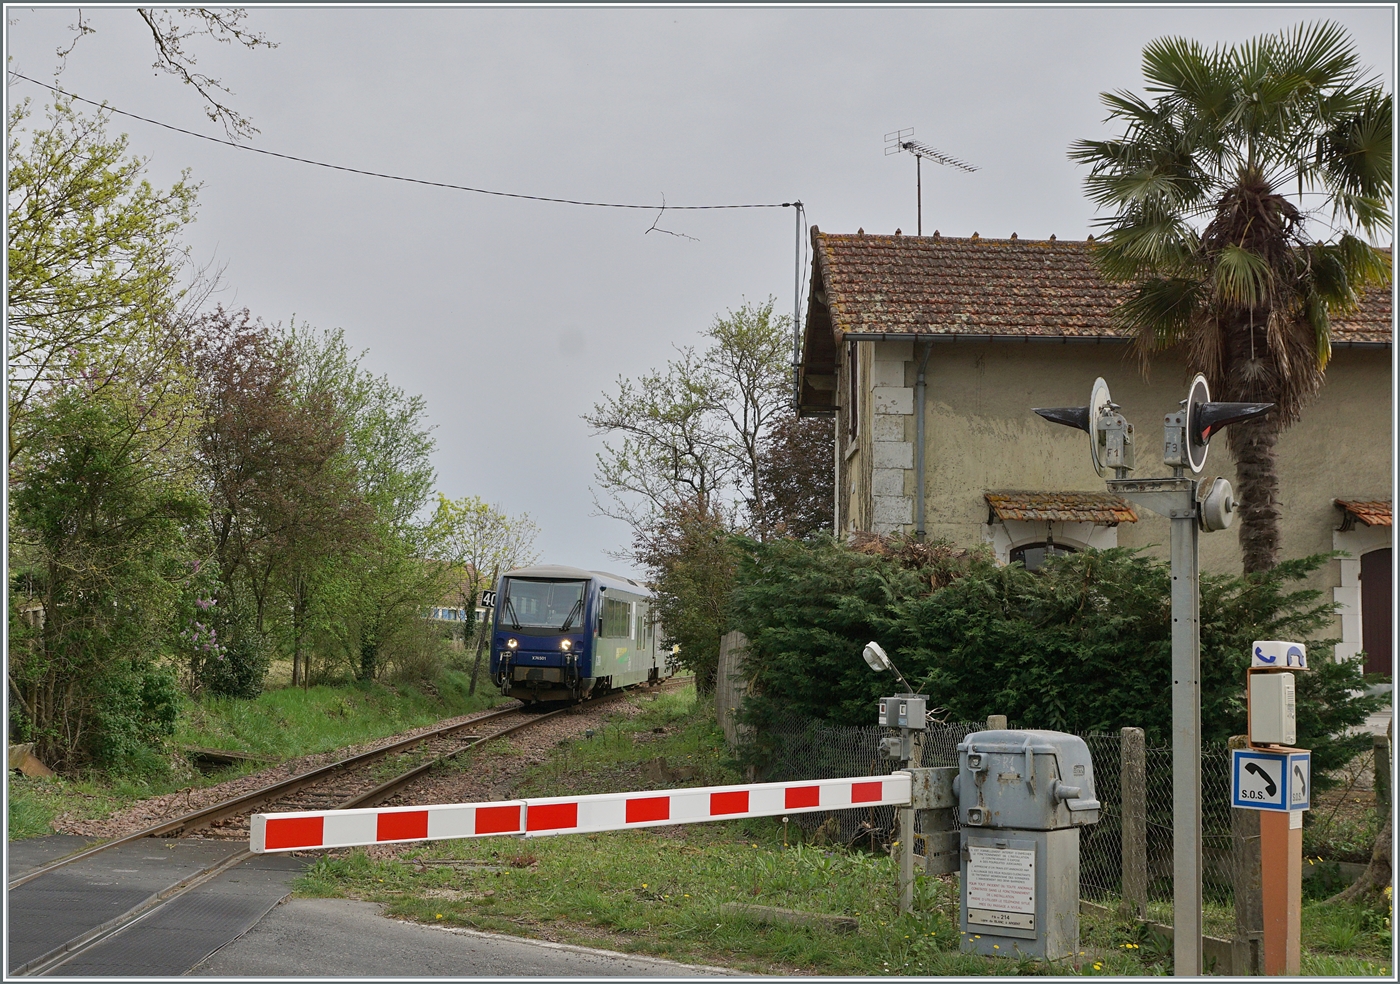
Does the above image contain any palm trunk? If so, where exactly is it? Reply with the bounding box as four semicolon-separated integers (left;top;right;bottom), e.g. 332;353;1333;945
1229;414;1283;573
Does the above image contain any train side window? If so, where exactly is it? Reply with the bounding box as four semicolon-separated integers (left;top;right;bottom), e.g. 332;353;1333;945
602;597;630;637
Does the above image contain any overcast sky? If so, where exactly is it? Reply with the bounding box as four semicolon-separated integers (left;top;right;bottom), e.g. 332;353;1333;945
6;5;1394;577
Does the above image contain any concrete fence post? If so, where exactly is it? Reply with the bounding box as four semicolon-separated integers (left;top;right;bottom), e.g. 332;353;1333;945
986;714;1008;730
898;806;915;915
1120;726;1147;920
1228;734;1264;976
715;632;750;750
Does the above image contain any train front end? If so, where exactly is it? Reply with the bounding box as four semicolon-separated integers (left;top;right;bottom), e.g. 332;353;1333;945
489;572;592;704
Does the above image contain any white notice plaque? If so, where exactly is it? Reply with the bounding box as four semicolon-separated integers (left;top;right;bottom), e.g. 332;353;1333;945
967;907;1034;930
966;845;1036;918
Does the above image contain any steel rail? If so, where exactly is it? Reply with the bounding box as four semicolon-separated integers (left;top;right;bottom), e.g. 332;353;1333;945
14;848;256;977
341;703;579;810
12;683;674;976
7;705;522;890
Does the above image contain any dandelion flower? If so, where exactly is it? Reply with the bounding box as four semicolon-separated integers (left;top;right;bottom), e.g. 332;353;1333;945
435;913;443;919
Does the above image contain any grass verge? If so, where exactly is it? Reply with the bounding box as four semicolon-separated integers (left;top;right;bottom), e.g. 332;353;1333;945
7;670;504;841
292;686;1395;976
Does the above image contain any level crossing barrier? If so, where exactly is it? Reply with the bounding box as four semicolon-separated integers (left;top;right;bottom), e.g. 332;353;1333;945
250;773;913;853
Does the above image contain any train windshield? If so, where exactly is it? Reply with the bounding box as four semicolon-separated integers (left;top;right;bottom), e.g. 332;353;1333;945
499;579;587;631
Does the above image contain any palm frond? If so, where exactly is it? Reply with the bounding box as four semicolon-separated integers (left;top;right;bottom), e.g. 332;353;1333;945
1142;35;1229;115
1302;290;1331;370
1098;89;1160;125
1213;244;1274;308
1329;191;1394;238
1093;219;1201;280
1304;241;1352;304
1113;277;1207;354
1320;90;1394;234
1300;236;1393;318
1272;21;1360;89
1334;234;1394;289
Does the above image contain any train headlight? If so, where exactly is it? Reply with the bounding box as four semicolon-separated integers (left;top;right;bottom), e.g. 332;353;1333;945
560;639;572;651
506;638;518;650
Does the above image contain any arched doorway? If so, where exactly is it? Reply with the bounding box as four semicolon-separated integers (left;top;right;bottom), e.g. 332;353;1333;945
1009;542;1077;572
1360;547;1392;677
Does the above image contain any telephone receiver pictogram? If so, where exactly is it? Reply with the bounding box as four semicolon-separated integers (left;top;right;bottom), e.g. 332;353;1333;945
1293;764;1307;799
1244;762;1277;797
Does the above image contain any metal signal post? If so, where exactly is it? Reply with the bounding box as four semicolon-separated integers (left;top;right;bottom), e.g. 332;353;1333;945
1035;376;1271;976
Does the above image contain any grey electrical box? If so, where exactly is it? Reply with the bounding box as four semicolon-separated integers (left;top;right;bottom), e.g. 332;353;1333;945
955;730;1100;961
1249;672;1296;745
878;695;927;729
955;730;1100;829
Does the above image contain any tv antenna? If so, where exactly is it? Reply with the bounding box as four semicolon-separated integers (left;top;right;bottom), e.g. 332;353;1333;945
884;128;978;235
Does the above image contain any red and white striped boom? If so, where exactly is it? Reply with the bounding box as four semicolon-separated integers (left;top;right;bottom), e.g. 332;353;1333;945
250;773;913;853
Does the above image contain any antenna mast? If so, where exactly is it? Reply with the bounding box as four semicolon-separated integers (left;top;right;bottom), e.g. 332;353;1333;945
884;129;978;235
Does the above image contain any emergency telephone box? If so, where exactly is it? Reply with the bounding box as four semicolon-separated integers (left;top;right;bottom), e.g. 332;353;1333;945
1249;672;1296;745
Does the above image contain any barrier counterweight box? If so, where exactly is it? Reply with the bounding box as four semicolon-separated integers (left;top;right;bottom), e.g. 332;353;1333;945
955;729;1100;961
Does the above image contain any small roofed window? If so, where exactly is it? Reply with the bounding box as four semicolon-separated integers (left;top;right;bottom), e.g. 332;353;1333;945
1010;542;1076;572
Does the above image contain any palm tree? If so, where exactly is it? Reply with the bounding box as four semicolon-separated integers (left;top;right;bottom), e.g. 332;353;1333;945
1071;21;1392;572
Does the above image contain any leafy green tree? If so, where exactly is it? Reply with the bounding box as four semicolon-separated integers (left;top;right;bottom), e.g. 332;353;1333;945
427;495;541;691
631;499;740;694
8;394;195;768
285;324;440;684
584;298;794;537
756;412;834;538
7;96;205;765
1070;21;1392;572
191;310;373;690
586;299;827;691
7;98;201;463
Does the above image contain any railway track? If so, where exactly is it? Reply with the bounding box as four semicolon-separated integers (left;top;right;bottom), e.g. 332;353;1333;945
8;685;660;976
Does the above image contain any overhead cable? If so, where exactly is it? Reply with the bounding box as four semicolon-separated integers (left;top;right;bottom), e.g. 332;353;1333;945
9;72;797;211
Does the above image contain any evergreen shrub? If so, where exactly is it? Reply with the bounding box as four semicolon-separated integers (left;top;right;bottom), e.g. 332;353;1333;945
730;535;1378;779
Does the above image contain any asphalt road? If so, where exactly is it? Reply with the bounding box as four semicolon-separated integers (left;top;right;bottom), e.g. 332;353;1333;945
191;897;744;977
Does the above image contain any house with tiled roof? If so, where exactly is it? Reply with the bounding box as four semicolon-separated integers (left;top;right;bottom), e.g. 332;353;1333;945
797;228;1392;672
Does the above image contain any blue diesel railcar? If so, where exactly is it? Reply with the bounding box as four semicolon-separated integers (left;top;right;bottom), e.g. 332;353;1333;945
489;565;671;704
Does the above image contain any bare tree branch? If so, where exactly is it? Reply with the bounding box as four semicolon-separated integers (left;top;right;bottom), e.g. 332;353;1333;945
645;194;700;242
51;8;275;140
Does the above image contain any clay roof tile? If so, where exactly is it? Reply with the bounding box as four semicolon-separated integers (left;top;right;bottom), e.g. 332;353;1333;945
984;491;1139;525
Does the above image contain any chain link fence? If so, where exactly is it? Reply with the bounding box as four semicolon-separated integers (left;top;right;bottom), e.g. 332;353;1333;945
749;716;1236;926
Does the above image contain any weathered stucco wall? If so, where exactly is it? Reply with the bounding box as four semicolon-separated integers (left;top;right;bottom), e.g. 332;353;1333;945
842;338;1392;650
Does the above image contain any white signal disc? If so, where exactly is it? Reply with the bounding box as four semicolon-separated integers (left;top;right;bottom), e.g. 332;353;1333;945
1185;374;1211;473
1088;377;1112;478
